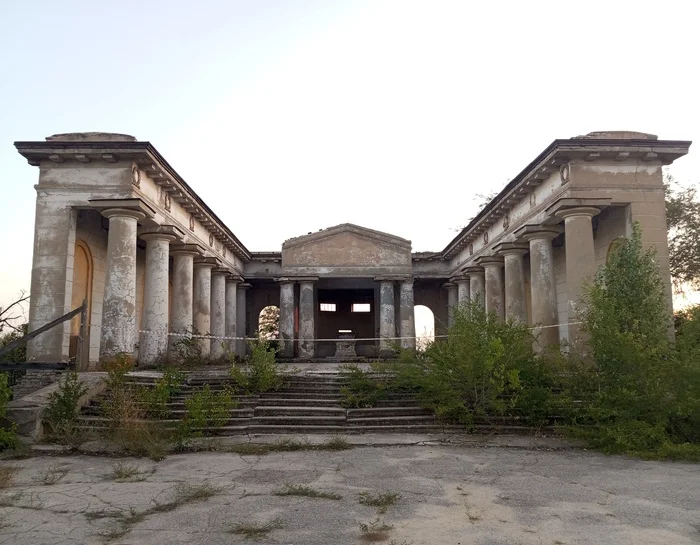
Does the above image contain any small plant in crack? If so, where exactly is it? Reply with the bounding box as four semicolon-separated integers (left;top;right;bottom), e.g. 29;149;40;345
359;518;394;542
358;491;401;514
173;482;221;503
104;462;153;482
465;503;482;523
321;436;351;450
33;463;69;485
0;466;18;489
229;518;284;539
96;525;131;542
273;484;342;500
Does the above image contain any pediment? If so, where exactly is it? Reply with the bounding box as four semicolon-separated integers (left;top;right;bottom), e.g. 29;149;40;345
282;224;412;270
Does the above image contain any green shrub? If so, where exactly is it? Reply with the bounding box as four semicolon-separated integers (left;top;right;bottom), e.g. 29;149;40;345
138;369;185;418
43;372;88;439
177;385;237;442
230;337;283;394
0;325;27;364
172;331;206;366
0;373;20;450
575;223;700;459
339;364;394;408
394;303;532;425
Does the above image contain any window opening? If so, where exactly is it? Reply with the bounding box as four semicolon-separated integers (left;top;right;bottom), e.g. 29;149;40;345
352;303;371;313
320;303;336;312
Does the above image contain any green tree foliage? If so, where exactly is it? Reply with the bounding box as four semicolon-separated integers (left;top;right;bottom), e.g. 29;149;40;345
394;303;534;425
665;175;700;289
0;373;20;449
578;223;700;459
43;372;88;438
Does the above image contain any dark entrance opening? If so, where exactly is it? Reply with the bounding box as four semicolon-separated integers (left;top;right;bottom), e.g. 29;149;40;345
317;288;375;358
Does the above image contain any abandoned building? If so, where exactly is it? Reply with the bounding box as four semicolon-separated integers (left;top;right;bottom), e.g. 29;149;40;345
14;131;691;367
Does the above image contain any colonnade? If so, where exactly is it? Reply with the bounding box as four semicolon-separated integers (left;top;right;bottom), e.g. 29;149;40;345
445;207;600;348
98;208;247;364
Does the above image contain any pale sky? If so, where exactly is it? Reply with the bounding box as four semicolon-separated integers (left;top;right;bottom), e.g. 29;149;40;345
1;0;698;318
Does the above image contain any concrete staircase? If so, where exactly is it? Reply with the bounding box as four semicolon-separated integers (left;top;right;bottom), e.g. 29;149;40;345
77;372;549;435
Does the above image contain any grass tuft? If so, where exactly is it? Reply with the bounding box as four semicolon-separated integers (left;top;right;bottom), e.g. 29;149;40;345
273;484;342;500
229;518;284;539
104;462;152;482
33;463;69;485
358;491;401;514
0;466;18;489
359;518;394;542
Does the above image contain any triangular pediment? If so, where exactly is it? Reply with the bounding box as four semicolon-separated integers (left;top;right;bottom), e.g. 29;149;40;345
283;223;411;250
281;224;412;272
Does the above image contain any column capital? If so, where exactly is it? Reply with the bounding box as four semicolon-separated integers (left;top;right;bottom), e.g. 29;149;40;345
442;281;457;289
298;277;320;285
139;224;185;243
171;243;204;257
140;232;179;244
89;198;156;219
451;275;470;284
462;266;485;276
545;197;610;220
494;242;529;256
476;255;504;268
239;282;253;290
554;206;602;221
226;274;244;284
514;225;562;242
212;267;231;277
194;256;219;269
101;208;147;222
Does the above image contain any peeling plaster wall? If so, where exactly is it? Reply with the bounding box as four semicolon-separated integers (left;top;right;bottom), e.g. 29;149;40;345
414;281;449;339
27;164;132;362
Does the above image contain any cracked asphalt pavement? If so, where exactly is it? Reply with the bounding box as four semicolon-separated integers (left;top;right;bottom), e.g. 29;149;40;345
0;445;698;544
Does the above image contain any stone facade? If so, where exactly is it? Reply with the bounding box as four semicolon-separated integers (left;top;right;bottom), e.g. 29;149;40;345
15;131;691;365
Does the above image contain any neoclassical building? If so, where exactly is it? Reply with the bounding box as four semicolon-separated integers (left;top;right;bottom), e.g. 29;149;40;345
15;131;690;366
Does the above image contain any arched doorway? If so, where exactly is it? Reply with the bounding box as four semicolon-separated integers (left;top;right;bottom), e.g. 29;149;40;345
414;305;435;351
70;240;93;367
258;306;280;340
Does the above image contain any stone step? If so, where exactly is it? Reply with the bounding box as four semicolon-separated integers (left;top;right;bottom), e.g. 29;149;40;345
259;392;344;399
276;386;344;394
247;425;349;434
346;407;433;418
254;398;342;407
346;415;439;426
254;406;346;417
253;416;347;426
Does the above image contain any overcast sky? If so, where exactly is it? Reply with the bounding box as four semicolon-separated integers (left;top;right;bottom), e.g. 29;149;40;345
1;0;698;315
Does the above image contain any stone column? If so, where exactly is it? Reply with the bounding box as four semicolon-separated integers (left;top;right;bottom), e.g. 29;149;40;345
466;267;485;308
139;232;177;365
497;243;529;323
556;206;600;343
169;245;199;359
399;279;416;350
299;279;316;359
278;279;295;358
193;258;216;357
519;228;560;349
456;276;470;307
99;209;145;361
378;279;396;357
236;283;251;358
225;276;239;356
210;269;228;360
444;282;458;328
479;256;505;320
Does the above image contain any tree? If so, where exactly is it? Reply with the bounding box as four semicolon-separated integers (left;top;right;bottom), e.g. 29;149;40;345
258;306;279;340
0;291;29;335
665;175;700;290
